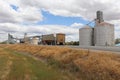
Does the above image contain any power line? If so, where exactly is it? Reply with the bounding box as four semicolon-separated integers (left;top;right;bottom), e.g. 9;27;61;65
86;19;95;26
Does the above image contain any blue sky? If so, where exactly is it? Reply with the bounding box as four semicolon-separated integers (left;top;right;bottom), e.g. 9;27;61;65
10;4;19;11
38;10;95;27
10;4;94;27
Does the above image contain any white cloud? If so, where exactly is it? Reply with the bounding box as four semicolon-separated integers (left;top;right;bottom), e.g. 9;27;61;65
71;23;84;28
18;6;43;23
2;0;120;22
0;23;81;42
18;0;120;20
0;0;18;23
0;0;43;23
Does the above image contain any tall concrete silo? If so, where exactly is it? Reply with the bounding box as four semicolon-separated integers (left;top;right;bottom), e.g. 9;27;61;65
94;11;115;46
94;22;114;46
79;26;93;46
8;34;16;44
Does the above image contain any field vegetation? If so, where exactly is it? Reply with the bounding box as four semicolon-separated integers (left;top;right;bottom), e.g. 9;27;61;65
0;45;73;80
3;44;120;80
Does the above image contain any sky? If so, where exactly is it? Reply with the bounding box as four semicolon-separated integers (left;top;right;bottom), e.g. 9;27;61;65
0;0;120;42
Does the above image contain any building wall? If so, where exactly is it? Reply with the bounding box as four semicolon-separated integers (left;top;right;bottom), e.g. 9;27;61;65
8;34;16;44
42;34;55;41
42;34;55;45
23;33;31;44
24;37;30;44
79;26;93;46
94;22;114;46
56;33;65;45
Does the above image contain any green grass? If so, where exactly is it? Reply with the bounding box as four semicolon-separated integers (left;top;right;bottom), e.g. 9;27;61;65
0;56;9;76
0;47;71;80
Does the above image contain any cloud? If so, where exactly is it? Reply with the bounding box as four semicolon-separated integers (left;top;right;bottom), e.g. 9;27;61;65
0;23;82;41
0;0;120;42
18;6;43;23
71;23;84;28
17;0;120;21
2;0;120;22
0;0;43;23
0;0;18;23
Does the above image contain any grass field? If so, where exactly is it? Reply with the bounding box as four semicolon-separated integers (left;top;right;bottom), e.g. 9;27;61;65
0;46;73;80
1;44;120;80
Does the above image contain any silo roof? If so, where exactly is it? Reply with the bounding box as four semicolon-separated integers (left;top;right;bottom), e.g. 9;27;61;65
96;22;114;26
56;33;65;35
81;25;92;29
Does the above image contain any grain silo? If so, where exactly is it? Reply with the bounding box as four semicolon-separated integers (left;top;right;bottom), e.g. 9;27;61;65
79;11;115;46
94;22;114;46
79;26;93;46
32;37;39;45
94;11;115;46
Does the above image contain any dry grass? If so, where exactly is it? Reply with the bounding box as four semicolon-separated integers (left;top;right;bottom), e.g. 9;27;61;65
4;44;120;80
0;45;71;80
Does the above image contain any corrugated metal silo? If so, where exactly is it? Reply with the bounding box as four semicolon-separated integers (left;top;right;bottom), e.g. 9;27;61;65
79;26;93;46
94;22;114;46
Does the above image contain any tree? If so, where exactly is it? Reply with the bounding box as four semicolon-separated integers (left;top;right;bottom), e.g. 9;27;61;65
65;41;79;45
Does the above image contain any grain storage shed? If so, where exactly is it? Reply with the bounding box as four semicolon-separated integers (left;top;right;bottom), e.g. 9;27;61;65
42;34;55;45
56;33;65;45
